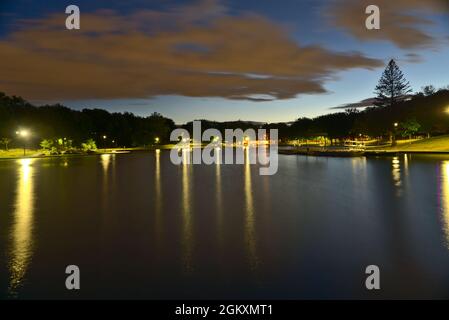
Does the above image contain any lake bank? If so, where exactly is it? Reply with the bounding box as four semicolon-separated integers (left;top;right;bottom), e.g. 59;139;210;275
3;135;449;160
278;148;449;157
279;135;449;157
0;145;176;160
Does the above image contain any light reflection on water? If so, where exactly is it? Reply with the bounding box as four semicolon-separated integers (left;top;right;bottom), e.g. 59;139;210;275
101;154;111;173
101;154;115;213
392;156;402;187
155;149;163;242
8;159;35;297
182;148;193;272
391;156;406;197
440;161;449;249
244;148;258;271
351;157;367;186
3;152;449;298
215;149;224;247
404;154;409;175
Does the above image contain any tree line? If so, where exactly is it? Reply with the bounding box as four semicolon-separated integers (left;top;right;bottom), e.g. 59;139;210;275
274;59;449;142
271;89;449;143
0;92;175;151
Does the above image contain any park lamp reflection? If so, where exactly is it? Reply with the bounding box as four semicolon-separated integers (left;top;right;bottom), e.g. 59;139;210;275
215;150;224;247
244;147;258;271
181;149;193;272
392;156;402;187
440;161;449;249
154;148;163;242
101;153;112;172
9;159;35;296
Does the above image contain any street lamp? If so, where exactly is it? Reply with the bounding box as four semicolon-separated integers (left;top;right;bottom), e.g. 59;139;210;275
392;122;399;146
154;137;160;144
101;135;108;149
16;129;30;156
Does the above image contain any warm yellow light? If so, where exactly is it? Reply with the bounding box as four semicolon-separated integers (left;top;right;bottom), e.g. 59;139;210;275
155;137;160;143
10;158;35;295
394;122;398;127
101;154;111;172
16;130;29;138
103;135;107;139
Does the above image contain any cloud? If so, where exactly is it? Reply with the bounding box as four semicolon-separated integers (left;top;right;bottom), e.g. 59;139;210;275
402;53;423;64
327;0;449;49
331;94;415;110
0;0;382;102
330;97;377;110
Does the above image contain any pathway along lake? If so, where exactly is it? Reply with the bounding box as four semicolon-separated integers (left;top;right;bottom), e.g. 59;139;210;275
1;149;449;299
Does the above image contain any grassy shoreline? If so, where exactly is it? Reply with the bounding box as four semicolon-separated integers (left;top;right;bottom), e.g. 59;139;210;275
279;135;449;157
279;149;449;157
3;136;449;160
0;145;176;160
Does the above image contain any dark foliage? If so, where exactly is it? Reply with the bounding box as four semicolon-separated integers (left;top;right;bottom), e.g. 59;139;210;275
1;88;449;148
374;59;412;107
285;89;449;140
0;92;175;148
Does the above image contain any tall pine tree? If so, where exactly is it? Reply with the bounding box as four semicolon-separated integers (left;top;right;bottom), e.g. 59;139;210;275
374;59;412;107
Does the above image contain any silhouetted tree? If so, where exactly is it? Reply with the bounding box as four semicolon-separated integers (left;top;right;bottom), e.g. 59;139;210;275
0;92;175;148
422;85;436;96
0;137;11;150
2;90;449;146
374;59;412;107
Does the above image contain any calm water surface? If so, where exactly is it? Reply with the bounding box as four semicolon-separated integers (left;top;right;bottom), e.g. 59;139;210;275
1;149;449;299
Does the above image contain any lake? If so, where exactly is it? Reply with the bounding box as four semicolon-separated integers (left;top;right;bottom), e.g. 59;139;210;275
1;149;449;299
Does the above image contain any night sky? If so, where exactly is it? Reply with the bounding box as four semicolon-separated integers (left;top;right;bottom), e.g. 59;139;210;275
1;0;448;123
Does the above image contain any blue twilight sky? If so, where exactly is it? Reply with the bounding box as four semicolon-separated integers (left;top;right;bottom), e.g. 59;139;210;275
0;0;448;124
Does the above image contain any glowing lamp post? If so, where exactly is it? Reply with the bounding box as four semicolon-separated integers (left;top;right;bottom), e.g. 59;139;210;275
392;122;399;146
16;129;30;156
